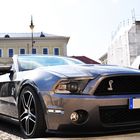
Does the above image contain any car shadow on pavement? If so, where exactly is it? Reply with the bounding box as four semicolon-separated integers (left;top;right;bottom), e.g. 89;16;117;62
0;119;23;138
44;126;140;139
1;118;140;139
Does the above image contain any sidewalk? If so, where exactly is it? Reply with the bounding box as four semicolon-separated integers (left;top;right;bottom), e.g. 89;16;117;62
0;130;21;140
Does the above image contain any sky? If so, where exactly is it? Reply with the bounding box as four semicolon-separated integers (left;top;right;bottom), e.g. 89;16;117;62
0;0;140;61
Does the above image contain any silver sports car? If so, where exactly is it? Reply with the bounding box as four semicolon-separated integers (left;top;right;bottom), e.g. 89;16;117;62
0;54;140;138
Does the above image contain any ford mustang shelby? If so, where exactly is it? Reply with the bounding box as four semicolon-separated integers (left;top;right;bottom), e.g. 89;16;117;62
0;55;140;138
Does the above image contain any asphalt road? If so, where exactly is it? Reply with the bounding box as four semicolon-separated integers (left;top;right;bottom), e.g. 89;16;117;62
1;119;140;140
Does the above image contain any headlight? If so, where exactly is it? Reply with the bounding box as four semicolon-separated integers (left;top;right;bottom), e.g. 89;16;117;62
54;77;93;94
67;82;78;92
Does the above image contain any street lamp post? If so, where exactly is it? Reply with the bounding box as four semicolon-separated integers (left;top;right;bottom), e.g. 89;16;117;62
30;16;34;53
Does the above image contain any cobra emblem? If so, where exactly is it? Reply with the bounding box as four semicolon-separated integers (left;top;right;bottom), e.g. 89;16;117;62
107;80;114;91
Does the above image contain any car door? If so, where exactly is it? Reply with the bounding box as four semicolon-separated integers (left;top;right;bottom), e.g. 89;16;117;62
0;69;18;119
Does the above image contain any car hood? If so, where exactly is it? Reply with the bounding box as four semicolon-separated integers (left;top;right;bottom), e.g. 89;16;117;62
37;64;140;78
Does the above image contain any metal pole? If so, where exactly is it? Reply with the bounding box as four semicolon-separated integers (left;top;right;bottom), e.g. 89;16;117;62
31;29;33;50
30;16;34;54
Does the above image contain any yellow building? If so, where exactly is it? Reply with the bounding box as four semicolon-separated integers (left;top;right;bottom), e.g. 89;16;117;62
0;32;69;64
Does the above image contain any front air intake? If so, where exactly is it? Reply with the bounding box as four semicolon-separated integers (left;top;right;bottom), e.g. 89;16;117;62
94;75;140;96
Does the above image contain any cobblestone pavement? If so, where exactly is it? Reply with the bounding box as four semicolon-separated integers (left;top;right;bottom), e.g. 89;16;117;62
0;130;21;140
1;119;140;140
0;119;22;140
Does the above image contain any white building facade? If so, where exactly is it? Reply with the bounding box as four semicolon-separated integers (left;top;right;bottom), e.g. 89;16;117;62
108;21;140;67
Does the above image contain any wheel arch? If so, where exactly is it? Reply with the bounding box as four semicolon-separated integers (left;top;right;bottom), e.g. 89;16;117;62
17;80;48;129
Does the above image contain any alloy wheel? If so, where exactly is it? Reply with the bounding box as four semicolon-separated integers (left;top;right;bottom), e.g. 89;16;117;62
19;90;36;136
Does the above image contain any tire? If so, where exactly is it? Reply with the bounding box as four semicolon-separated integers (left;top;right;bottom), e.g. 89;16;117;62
18;86;46;138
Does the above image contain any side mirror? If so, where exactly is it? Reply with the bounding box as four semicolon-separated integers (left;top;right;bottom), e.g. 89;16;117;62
0;65;12;75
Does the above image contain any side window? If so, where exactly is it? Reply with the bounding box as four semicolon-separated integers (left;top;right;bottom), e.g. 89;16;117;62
9;49;14;57
54;48;59;55
43;48;48;54
20;48;25;54
32;48;36;54
0;49;2;57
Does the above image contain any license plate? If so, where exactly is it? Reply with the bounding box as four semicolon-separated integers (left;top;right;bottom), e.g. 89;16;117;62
129;98;140;109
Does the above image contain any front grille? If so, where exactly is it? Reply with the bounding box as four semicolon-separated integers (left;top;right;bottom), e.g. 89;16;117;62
94;76;140;96
100;106;140;125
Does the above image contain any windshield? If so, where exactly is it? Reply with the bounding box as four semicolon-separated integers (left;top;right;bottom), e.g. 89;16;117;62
18;55;84;71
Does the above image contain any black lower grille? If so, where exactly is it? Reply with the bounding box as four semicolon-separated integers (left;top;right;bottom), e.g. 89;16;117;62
100;106;140;125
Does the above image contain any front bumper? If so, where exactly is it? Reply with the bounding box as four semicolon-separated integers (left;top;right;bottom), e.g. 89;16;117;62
43;94;140;133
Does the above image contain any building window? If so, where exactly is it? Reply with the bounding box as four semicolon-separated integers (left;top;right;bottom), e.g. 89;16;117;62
43;48;48;54
0;49;2;57
20;48;25;54
40;32;45;37
32;48;36;54
4;34;10;38
54;48;59;55
9;49;14;57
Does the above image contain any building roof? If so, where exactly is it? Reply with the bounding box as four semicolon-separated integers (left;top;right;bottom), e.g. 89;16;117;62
0;32;68;38
71;56;100;64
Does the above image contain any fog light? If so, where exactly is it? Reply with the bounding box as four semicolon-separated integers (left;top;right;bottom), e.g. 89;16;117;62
70;112;79;122
70;110;88;124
